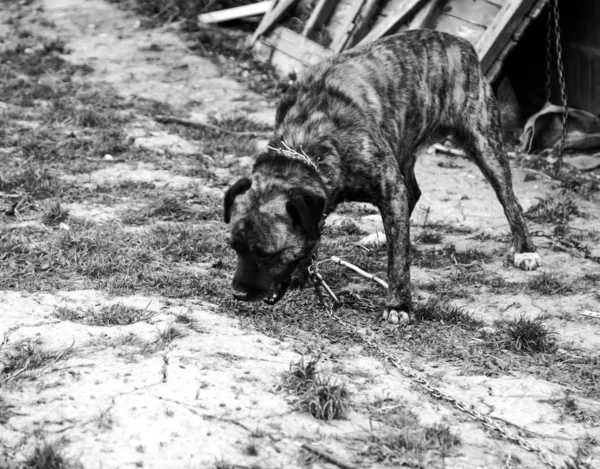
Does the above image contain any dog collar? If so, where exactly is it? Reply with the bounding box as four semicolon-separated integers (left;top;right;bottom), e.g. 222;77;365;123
267;141;318;172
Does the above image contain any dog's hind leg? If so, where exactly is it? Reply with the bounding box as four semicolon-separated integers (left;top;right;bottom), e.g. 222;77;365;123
458;90;540;271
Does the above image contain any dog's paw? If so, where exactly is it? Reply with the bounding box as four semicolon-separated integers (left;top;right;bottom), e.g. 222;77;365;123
514;252;541;271
382;309;412;325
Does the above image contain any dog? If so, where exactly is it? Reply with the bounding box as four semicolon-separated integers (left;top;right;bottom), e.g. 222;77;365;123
223;29;541;324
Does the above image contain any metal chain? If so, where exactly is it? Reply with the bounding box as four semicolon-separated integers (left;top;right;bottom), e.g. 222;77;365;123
546;0;569;171
309;266;561;468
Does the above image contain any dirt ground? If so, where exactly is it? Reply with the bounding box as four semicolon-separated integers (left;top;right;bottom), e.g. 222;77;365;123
1;1;599;468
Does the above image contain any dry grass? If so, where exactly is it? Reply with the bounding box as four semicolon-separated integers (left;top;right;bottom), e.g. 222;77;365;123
20;441;82;469
363;400;460;466
526;193;583;224
278;357;348;421
1;339;71;384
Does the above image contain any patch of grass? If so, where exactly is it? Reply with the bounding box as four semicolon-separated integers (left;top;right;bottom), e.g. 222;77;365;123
414;230;443;244
363;401;460;466
43;201;69;226
243;441;259;456
277;357;348;421
21;441;82;469
526;193;583;224
53;306;84;322
1;339;70;382
89;303;153;326
122;195;196;225
0;165;59;199
528;272;574;296
156;323;186;344
501;314;557;354
413;298;483;329
412;244;492;270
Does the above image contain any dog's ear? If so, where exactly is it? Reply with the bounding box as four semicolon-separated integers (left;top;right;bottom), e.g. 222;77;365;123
224;177;252;223
286;190;325;239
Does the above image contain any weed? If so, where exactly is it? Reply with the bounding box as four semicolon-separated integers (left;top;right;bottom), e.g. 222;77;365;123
89;303;153;326
502;314;557;354
21;441;82;469
528;272;574;296
526;193;582;224
413;298;482;329
53;306;84;322
156;323;185;344
278;357;348;421
414;230;443;244
244;441;259;456
278;356;319;394
43;201;69;226
298;376;348;421
96;408;113;430
363;402;460;465
1;339;69;379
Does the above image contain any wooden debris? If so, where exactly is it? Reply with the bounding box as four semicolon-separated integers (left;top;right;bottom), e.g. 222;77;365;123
301;443;357;469
198;1;273;24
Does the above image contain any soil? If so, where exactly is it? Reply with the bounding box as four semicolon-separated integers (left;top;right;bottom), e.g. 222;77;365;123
1;1;599;468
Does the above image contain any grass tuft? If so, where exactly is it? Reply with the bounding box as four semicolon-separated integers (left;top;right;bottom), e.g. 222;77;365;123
1;339;70;382
278;357;348;421
526;193;583;224
53;306;84;322
528;272;574;296
414;230;443;244
21;441;82;469
89;303;153;326
502;314;557;353
364;402;460;465
43;201;69;226
413;298;482;329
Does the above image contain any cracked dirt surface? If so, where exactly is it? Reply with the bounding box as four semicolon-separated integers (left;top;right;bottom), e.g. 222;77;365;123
1;1;599;468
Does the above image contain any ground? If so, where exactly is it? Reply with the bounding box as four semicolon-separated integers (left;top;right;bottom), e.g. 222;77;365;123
1;1;599;468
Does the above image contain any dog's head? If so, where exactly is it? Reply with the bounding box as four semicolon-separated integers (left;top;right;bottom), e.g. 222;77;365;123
224;175;325;304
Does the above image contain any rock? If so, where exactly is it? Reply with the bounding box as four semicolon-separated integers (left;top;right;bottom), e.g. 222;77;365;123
358;232;387;247
478;326;496;336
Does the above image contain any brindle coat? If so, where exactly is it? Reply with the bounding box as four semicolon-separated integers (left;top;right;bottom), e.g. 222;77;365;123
224;29;540;323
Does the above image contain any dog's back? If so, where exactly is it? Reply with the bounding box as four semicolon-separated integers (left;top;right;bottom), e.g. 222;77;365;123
275;30;495;160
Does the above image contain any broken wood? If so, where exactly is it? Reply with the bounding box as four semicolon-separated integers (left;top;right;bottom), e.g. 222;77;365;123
302;0;338;37
301;443;357;469
408;0;442;29
357;0;430;46
154;115;272;138
198;1;273;24
248;0;299;46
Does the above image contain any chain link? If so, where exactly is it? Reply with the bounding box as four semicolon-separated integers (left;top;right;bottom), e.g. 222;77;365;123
309;264;561;468
546;0;569;171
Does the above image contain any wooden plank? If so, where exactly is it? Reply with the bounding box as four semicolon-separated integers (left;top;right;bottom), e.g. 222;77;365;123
302;0;338;37
440;0;501;27
408;0;443;29
267;26;334;64
248;0;299;46
345;0;380;48
330;0;366;52
475;0;540;75
199;1;273;24
435;14;486;44
357;0;430;46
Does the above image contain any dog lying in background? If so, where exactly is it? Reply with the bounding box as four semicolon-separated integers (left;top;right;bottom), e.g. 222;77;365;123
224;29;540;324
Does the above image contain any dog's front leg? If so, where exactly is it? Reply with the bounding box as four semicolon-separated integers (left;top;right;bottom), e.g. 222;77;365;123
378;171;413;324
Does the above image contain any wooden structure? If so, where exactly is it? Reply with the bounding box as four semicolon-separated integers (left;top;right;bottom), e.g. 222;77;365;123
250;0;549;83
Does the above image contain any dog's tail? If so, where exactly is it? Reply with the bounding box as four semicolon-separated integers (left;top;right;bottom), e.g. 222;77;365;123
496;76;521;147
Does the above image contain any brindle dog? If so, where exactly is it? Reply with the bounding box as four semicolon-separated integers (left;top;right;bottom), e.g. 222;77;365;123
224;29;541;324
